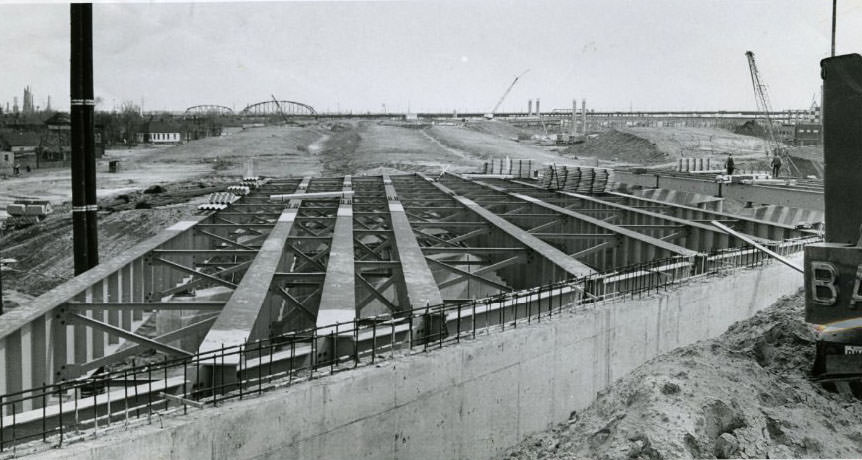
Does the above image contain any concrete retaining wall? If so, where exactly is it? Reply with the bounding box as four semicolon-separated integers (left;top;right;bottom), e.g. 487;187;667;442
39;255;803;460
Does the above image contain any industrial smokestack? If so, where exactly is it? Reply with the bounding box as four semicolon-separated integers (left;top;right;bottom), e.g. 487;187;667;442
536;98;541;117
528;99;533;116
70;3;99;274
571;99;577;137
582;99;587;135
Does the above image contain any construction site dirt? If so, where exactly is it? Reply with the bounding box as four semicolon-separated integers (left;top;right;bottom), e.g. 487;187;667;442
0;119;831;459
0;121;571;303
0;121;787;302
505;291;862;459
7;2;860;459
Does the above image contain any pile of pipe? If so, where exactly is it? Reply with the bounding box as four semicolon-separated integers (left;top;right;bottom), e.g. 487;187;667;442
198;192;241;211
538;165;615;194
240;177;269;189
226;185;251;196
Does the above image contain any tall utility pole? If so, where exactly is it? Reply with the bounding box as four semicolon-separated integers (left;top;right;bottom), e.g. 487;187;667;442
70;3;99;274
831;0;837;56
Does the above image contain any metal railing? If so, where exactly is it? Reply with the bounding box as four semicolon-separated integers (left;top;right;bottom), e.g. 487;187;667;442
0;235;818;454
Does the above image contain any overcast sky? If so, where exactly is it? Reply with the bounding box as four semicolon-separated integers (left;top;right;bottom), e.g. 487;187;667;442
1;0;860;113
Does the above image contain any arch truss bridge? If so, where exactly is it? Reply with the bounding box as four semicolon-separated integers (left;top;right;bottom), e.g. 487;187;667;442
184;105;234;116
240;100;317;116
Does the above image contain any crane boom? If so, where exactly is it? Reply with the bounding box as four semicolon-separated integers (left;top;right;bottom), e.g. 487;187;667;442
745;51;800;176
271;94;289;124
487;69;529;118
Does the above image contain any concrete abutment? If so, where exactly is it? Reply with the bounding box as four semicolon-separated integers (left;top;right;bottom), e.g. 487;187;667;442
38;255;803;460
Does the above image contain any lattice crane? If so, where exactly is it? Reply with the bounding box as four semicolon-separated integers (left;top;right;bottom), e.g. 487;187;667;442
745;51;800;177
484;69;529;120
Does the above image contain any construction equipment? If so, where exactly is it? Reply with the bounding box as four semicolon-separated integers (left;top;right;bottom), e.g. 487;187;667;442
271;94;290;125
805;53;862;395
3;199;53;229
484;70;529;120
745;51;800;177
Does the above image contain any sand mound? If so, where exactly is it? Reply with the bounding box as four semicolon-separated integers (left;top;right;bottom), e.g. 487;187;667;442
563;129;666;164
506;293;862;459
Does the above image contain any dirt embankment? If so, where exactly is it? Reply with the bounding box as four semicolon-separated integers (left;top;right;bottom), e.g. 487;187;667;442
623;127;767;159
463;120;538;140
562;129;667;164
317;121;363;176
425;124;570;165
0;181;220;297
506;292;862;459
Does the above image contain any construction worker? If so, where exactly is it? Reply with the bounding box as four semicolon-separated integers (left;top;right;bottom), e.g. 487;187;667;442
771;155;782;178
725;154;735;176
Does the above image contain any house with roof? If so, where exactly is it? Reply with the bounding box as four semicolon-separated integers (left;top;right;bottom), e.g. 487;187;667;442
0;113;104;171
136;119;185;144
0;129;42;171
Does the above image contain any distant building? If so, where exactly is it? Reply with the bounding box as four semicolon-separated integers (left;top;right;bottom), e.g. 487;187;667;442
136;120;185;144
40;112;72;164
0;129;40;171
0;150;13;175
774;123;795;143
0;129;41;154
794;122;822;146
0;112;104;170
22;86;34;114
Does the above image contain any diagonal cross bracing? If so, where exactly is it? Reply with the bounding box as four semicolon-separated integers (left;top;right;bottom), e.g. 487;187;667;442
603;190;808;241
418;173;596;278
197;177;310;358
528;177;808;247
441;173;697;269
507;179;743;251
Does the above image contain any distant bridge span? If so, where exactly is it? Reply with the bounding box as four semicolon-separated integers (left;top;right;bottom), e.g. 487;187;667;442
241;100;317;116
184;105;234;115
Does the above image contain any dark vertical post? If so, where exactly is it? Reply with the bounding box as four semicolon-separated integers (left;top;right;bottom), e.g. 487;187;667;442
831;0;837;57
70;3;98;275
0;262;4;315
821;54;862;244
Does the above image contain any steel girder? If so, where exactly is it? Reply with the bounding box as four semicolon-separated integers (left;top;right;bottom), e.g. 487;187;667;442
496;179;745;252
390;175;596;299
0;171;817;408
613;170;824;211
437;173;696;271
602;191;811;241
